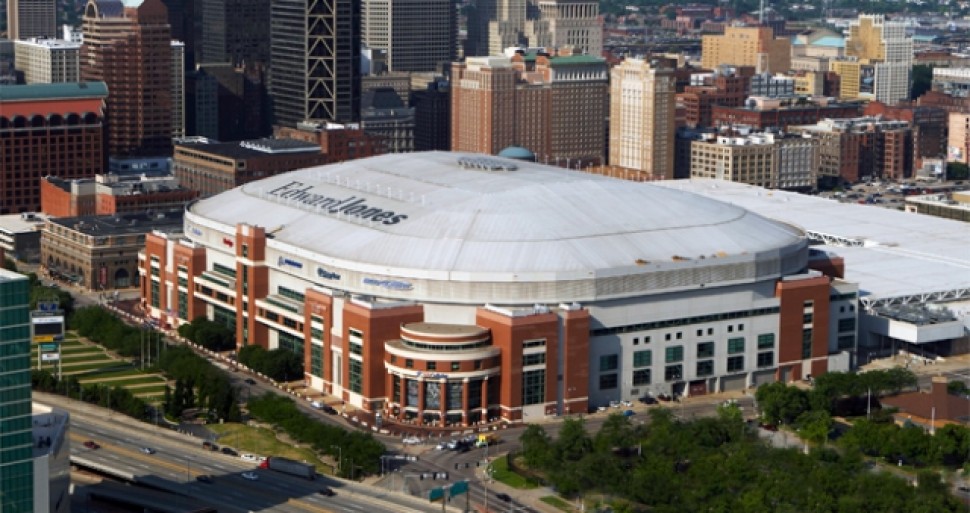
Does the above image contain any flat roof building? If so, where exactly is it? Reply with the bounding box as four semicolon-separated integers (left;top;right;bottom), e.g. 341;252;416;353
13;38;80;84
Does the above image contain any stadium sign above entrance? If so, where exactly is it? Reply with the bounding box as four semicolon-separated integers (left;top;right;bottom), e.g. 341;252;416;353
267;180;409;225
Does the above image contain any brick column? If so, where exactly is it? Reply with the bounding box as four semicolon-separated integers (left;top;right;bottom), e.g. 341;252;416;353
461;378;470;426
480;377;489;423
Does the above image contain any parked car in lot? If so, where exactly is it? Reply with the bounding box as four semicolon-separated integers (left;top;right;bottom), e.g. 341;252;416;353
638;395;657;405
311;400;324;409
403;437;421;445
241;471;259;481
322;405;338;415
83;440;100;450
244;378;257;385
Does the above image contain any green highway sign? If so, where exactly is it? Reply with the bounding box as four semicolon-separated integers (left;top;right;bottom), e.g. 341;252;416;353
40;343;59;352
449;481;469;497
428;488;444;502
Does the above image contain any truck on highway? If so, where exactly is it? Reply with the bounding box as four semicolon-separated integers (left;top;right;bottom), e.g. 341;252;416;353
476;433;500;448
258;457;316;480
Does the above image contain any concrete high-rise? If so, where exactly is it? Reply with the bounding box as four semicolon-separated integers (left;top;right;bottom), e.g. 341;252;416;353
269;0;360;126
13;38;80;84
196;0;270;67
362;0;455;72
81;0;173;159
701;26;791;74
609;58;676;179
450;50;608;165
844;14;912;105
525;0;601;57
0;269;33;512
6;0;56;40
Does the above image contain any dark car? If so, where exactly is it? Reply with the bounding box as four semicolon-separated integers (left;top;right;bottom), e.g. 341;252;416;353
221;447;238;456
638;395;657;405
196;475;213;484
318;487;336;497
83;440;100;450
322;405;338;415
496;493;512;502
202;441;219;451
244;378;257;385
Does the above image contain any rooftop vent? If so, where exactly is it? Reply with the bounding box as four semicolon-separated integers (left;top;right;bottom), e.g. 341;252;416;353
457;156;517;172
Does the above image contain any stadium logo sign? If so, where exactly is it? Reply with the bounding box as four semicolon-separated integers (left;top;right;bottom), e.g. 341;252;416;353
268;181;409;225
362;277;413;291
189;226;203;237
317;267;341;281
278;256;304;269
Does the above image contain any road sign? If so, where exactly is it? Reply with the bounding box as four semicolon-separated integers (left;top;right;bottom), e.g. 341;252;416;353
449;481;469;497
428;488;444;502
39;343;59;352
41;353;60;362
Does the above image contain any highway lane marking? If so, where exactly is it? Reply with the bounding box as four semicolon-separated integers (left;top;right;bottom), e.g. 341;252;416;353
285;497;337;513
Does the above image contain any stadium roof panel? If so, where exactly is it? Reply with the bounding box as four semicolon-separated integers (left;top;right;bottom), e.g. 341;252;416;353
656;180;970;304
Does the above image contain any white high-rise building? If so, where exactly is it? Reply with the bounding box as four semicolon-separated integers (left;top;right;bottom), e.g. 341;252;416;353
13;38;80;84
609;58;676;179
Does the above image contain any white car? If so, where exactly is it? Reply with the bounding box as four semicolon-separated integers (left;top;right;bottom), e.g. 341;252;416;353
311;400;323;409
240;454;258;462
435;443;446;450
241;471;259;481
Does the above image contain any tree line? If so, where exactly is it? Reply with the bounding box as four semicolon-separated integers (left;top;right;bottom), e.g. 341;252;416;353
238;345;304;383
71;306;156;360
156;345;241;422
518;408;964;513
246;394;385;479
177;316;235;352
32;369;152;421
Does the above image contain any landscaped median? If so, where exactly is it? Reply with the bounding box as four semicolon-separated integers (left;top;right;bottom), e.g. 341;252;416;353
206;423;335;476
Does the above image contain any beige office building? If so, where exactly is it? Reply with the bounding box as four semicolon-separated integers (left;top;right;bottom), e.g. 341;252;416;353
13;38;80;84
525;0;602;57
609;58;675;179
949;112;970;164
701;26;790;74
844;15;912;105
690;132;818;190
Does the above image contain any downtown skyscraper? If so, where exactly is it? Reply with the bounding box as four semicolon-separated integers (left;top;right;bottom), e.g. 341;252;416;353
0;269;33;512
270;0;361;126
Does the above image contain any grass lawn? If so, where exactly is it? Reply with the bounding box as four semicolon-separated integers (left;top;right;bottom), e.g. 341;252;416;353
77;368;146;380
540;496;575;512
490;455;539;490
206;423;334;476
86;376;166;387
63;362;135;374
129;385;167;395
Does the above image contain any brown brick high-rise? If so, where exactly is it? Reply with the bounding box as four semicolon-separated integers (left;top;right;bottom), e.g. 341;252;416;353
81;0;173;159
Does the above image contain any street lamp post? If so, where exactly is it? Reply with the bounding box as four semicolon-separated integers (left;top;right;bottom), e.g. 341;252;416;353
330;445;342;474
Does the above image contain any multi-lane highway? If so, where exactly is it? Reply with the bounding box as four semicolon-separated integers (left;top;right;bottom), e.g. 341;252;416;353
42;393;453;513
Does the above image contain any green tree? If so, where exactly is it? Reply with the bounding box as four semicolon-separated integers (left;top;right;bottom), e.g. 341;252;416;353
911;64;934;99
555;417;592;462
520;424;555;470
756;382;809;425
795;410;832;446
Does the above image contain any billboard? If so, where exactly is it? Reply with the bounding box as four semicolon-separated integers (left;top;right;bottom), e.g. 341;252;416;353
41;353;60;362
32;311;65;343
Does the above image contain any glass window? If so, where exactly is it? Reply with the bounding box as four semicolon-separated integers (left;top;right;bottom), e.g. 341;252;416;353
349;359;362;393
696;360;713;376
838;318;856;332
696;342;714;358
665;346;683;363
427;362;436;371
837;335;855;350
633;350;651;368
424;380;441;409
599;373;618;390
802;329;813;359
523;353;546;366
727;338;745;354
757;333;775;349
632;368;651;386
523;369;546;405
600;354;618;372
664;365;682;382
727;356;744;373
451;362;460;371
405;359;414;369
757;352;774;368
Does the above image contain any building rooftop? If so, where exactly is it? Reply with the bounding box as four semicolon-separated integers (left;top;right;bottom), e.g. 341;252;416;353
14;38;81;49
655;179;970;308
177;138;320;159
0;81;108;102
548;54;607;66
50;211;184;236
32;403;69;458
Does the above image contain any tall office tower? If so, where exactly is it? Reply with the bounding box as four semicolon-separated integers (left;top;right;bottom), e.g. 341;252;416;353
845;14;912;106
171;40;185;138
609;58;676;179
411;78;450;151
362;0;454;72
0;269;33;512
450;51;607;164
13;38;80;84
701;26;791;74
81;0;173;159
197;0;270;67
270;0;361;126
525;0;602;57
6;0;56;40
